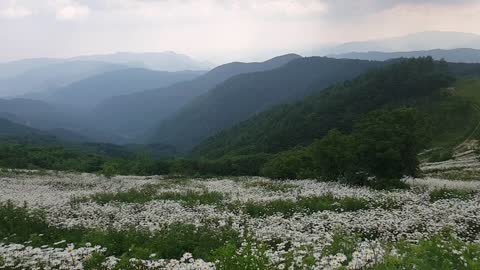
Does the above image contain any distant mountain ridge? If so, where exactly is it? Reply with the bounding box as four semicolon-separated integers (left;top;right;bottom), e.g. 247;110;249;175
91;54;302;139
0;61;127;97
0;51;212;97
317;31;480;55
329;48;480;63
71;51;213;71
31;68;205;110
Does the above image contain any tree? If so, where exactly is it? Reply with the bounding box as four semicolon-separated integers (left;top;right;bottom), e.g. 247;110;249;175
354;108;431;179
309;129;357;181
261;148;313;180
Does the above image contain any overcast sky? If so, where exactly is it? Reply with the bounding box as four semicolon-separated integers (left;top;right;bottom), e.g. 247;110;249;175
1;0;480;64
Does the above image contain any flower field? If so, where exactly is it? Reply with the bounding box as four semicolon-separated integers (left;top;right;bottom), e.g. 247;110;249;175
0;169;479;269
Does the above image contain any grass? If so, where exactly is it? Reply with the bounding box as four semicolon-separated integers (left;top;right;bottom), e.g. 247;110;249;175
429;188;475;202
0;167;51;177
373;231;480;270
243;180;298;192
455;78;480;104
0;201;239;266
242;194;370;217
426;168;480;181
157;190;225;207
74;185;225;207
418;79;480;158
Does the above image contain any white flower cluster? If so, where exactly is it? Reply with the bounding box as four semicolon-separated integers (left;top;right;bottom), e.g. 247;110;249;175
104;253;215;270
0;172;479;269
0;243;214;270
0;243;103;269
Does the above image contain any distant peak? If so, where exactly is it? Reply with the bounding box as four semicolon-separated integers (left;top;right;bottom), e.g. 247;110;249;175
267;53;302;61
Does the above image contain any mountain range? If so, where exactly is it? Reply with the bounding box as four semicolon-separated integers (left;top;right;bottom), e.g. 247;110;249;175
316;31;480;55
150;57;383;151
31;68;205;111
0;51;212;97
192;58;478;159
91;54;302;139
329;48;480;63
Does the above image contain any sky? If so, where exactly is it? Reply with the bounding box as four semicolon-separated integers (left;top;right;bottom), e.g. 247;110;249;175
1;0;480;64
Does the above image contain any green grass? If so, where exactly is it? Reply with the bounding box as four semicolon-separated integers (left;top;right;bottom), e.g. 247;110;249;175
425;168;480;181
74;185;225;207
243;180;298;192
157;190;225;207
429;188;475;202
0;201;239;267
455;78;480;104
373;231;480;270
418;78;480;159
243;194;370;217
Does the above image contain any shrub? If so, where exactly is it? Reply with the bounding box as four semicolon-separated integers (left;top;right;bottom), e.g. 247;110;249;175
261;148;313;180
243;194;369;217
373;232;480;270
429;188;474;202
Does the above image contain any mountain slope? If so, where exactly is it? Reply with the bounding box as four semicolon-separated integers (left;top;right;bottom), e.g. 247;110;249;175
92;54;302;138
318;31;480;55
0;98;83;130
329;48;480;63
0;117;90;144
192;58;459;159
35;68;204;110
151;57;383;151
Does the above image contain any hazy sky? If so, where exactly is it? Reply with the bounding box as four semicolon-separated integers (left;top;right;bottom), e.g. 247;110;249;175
1;0;480;63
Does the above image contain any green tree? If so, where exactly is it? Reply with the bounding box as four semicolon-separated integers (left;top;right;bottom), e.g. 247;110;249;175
261;148;313;180
101;160;118;178
354;108;431;179
309;129;357;181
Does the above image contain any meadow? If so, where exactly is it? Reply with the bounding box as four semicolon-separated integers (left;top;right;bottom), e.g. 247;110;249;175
0;159;479;269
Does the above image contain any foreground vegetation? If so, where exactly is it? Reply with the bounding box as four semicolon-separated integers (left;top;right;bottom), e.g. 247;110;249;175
0;174;479;269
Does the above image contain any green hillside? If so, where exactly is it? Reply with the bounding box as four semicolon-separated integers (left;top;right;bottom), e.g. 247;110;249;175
192;57;455;159
151;57;382;151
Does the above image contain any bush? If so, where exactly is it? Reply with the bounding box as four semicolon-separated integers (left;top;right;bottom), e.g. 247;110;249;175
309;129;357;180
429;188;474;202
260;148;313;180
243;194;369;217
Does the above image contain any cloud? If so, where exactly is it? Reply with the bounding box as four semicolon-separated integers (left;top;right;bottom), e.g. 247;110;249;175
0;1;32;19
56;4;90;20
0;0;479;63
320;0;475;19
48;0;90;20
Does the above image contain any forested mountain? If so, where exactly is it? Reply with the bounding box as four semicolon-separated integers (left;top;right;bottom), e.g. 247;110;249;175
0;118;47;138
317;31;480;55
0;61;126;97
91;54;302;139
0;117;90;144
330;48;480;63
33;68;204;110
192;58;457;159
151;57;383;151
